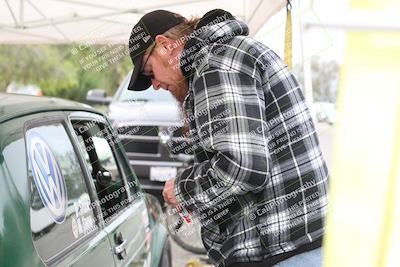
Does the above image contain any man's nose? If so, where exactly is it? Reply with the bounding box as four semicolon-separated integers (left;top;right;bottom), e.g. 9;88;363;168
151;78;161;90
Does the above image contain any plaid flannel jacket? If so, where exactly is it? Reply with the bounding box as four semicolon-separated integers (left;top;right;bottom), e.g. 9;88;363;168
174;17;329;267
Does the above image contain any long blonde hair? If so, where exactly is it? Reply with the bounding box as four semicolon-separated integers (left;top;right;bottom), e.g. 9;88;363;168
147;16;201;137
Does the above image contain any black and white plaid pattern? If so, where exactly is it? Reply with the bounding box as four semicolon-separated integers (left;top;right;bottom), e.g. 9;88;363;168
175;19;329;267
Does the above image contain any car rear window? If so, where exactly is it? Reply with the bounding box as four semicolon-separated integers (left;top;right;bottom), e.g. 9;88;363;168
26;122;97;263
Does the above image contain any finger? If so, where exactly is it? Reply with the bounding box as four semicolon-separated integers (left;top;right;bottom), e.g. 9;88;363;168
162;190;168;202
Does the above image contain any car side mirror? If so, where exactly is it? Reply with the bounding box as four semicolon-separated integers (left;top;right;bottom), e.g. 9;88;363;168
96;169;112;186
86;89;112;105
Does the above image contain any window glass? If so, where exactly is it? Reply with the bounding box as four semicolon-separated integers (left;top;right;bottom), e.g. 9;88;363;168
76;134;93;175
72;120;128;222
27;123;97;262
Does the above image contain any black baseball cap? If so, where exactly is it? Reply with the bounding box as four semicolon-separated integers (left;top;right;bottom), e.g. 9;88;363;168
128;10;186;91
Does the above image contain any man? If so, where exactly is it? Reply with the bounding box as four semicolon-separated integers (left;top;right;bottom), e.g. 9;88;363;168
128;9;329;267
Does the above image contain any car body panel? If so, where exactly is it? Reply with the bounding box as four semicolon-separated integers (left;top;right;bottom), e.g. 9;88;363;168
0;111;116;267
104;202;150;267
0;115;43;267
0;93;99;124
0;93;169;267
108;101;182;126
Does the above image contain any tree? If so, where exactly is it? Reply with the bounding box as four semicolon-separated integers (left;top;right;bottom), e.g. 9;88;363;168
292;56;340;103
0;45;77;95
0;44;133;103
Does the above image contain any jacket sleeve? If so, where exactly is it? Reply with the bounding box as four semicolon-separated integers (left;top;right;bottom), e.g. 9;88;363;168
174;67;271;211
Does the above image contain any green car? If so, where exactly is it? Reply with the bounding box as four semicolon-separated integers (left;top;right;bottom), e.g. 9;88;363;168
0;93;171;267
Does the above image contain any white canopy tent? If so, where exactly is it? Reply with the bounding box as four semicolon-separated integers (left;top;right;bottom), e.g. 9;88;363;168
0;0;287;44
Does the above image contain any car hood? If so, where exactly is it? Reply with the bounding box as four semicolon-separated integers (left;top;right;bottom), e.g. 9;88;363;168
108;101;183;126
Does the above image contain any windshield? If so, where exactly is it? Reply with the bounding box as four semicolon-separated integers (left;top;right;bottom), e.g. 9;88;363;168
115;71;176;103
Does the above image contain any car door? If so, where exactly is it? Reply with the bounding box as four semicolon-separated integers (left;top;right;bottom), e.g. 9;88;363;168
24;114;115;267
68;111;152;267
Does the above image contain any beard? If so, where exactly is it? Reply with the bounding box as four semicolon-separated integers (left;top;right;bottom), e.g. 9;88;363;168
170;82;189;105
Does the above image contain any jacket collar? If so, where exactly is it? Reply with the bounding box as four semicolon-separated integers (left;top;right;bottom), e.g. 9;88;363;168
179;11;249;84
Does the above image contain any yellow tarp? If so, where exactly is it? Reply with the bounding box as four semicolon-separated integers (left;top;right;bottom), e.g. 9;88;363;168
323;1;400;267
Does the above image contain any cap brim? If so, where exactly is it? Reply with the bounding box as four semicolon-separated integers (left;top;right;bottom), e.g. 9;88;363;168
127;54;152;91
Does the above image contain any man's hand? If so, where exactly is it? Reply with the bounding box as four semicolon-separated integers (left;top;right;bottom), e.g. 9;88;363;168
162;178;178;206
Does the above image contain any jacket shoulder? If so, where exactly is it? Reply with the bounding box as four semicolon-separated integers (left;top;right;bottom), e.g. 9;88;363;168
194;36;278;83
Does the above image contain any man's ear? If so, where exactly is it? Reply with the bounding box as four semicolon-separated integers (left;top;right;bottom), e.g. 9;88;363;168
155;35;173;56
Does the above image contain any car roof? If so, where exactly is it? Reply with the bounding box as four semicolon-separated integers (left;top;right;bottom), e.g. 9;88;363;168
0;93;102;123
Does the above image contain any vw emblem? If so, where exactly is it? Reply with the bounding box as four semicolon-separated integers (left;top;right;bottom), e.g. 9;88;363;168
27;131;68;224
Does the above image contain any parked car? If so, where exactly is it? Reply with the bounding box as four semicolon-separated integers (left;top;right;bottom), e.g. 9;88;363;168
6;82;43;96
0;93;171;267
86;71;193;204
